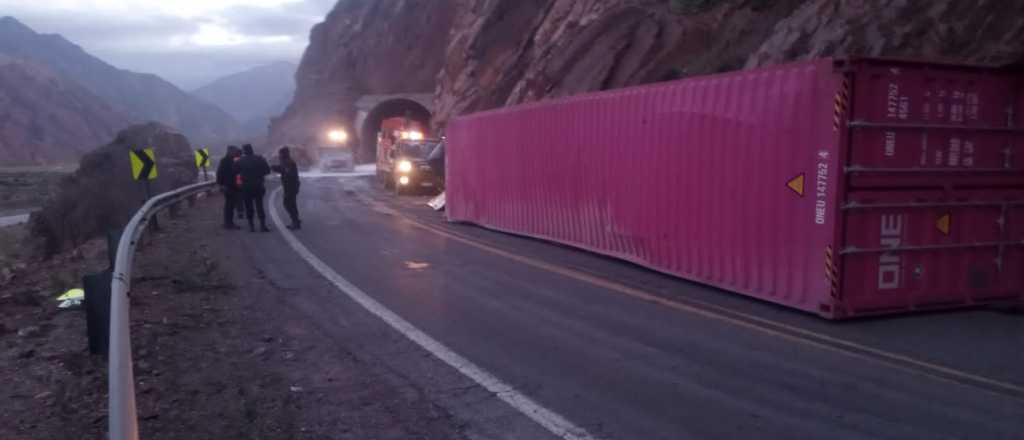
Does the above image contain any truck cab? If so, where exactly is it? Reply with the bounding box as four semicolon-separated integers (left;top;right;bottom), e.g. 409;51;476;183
378;137;444;195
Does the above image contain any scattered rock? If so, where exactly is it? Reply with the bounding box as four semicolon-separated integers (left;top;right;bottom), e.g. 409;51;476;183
251;347;268;357
0;267;13;284
17;348;36;359
33;391;52;400
289;386;304;393
17;325;40;337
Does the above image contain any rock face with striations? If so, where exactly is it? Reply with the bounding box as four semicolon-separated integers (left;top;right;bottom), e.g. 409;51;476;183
0;55;130;165
432;0;1024;126
268;0;456;148
30;123;196;255
275;1;1024;136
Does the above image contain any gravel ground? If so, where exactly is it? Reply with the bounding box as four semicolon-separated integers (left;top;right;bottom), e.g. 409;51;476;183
0;193;466;439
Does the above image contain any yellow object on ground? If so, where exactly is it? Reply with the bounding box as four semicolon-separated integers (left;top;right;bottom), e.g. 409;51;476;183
57;288;85;301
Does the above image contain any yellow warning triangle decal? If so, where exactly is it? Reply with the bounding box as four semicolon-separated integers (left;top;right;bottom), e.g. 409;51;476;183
786;174;805;197
936;213;951;236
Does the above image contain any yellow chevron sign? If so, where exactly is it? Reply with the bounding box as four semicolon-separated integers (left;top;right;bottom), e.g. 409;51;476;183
194;148;211;169
130;148;157;181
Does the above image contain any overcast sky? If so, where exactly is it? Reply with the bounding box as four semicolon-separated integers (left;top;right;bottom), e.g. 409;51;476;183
1;0;336;90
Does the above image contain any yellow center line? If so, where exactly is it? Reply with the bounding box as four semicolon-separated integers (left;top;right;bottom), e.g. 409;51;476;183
397;212;1024;400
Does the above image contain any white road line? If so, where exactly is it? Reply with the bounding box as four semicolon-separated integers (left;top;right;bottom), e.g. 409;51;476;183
268;188;597;440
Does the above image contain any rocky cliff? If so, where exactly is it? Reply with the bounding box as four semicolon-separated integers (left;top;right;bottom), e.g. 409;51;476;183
0;55;130;165
276;0;1024;141
269;0;456;148
434;0;1024;126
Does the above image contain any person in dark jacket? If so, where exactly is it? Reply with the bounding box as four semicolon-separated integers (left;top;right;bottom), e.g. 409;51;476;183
233;153;245;220
271;146;302;229
234;144;271;232
215;145;242;229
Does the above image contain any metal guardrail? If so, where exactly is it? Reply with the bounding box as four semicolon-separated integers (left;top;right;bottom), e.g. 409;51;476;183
108;181;216;440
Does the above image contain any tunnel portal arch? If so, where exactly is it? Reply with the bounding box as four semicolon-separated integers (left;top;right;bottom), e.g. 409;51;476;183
355;95;433;163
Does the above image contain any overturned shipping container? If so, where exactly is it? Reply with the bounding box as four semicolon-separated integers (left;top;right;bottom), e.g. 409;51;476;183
446;58;1023;319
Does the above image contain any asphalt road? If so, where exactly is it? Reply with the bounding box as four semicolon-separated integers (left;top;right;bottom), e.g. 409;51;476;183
252;175;1023;440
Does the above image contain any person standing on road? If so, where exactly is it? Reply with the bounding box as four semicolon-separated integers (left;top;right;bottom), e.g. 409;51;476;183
233;152;245;221
234;144;271;232
271;146;302;230
216;145;242;230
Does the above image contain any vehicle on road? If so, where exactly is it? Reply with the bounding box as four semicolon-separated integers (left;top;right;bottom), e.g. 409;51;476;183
320;150;354;172
446;57;1024;319
379;138;444;195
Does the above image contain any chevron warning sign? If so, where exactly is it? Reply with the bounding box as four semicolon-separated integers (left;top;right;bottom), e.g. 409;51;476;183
130;148;157;181
194;148;210;169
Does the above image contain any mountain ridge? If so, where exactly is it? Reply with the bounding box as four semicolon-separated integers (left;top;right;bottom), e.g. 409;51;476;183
0;54;131;164
0;16;240;147
192;61;297;138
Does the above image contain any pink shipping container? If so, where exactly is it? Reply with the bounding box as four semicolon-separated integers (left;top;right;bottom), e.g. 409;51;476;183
446;58;1024;319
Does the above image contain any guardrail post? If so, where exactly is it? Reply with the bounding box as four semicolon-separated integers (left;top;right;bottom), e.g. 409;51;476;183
84;270;112;355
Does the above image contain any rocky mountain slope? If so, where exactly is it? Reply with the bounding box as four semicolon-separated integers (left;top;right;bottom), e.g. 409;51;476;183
434;0;1024;125
269;0;456;148
0;17;240;154
0;55;130;165
271;0;1024;146
193;61;297;138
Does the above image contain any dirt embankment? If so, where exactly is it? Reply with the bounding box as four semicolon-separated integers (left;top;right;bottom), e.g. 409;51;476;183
0;193;465;439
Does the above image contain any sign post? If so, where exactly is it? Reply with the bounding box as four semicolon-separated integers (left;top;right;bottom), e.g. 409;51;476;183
130;148;159;229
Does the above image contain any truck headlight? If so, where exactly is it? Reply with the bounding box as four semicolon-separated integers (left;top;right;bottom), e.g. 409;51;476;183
398;160;413;173
399;176;410;185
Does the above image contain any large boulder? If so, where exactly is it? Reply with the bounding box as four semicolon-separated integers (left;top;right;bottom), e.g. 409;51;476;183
30;123;197;255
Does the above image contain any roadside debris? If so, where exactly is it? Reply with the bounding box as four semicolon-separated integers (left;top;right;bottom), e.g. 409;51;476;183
56;288;85;309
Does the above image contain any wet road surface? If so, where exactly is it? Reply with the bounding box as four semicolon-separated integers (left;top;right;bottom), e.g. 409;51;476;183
249;175;1023;440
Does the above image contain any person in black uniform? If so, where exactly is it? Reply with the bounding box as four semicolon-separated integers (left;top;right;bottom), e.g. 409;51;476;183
234;150;245;221
234;144;271;232
271;146;302;230
215;145;242;229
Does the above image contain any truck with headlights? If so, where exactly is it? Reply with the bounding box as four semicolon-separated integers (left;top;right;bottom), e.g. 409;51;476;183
378;136;443;195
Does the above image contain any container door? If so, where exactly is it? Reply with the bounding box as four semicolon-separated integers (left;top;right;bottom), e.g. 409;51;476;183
836;60;1023;315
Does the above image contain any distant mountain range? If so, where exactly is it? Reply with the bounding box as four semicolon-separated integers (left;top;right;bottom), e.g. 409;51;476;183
0;54;130;164
0;16;241;165
192;61;296;139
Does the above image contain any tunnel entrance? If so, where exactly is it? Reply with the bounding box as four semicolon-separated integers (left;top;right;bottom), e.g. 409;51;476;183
358;98;432;163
